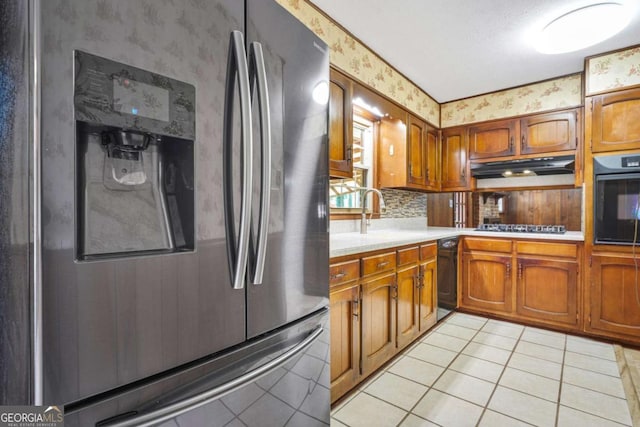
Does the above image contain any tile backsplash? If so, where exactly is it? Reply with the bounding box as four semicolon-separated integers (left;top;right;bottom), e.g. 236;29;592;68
380;188;427;218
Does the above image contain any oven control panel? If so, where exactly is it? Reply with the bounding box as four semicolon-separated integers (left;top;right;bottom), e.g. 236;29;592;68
622;156;640;168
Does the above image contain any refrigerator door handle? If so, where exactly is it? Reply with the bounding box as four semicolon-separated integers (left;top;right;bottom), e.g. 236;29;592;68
97;325;324;427
223;31;253;290
248;41;271;285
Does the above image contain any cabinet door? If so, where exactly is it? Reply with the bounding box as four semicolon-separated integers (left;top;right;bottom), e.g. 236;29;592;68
520;110;577;155
441;127;469;191
468;119;518;159
330;283;360;402
516;257;579;328
408;115;427;187
329;69;353;178
396;265;419;349
592;88;640;152
589;255;640;338
419;257;437;332
378;116;409;188
425;125;440;189
361;273;397;376
461;252;513;314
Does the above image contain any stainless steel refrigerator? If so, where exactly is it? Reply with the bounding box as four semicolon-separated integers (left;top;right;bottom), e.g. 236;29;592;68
0;0;330;425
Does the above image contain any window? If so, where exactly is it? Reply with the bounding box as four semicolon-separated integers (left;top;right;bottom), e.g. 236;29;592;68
330;114;374;213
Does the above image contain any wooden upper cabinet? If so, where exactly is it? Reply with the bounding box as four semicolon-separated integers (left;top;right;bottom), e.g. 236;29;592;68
592;88;640;152
515;256;579;328
378;113;438;191
425;125;440;189
468;119;518;159
589;254;640;339
329;69;353;178
378;116;409;188
441;127;469;191
521;110;577;155
408;115;427;186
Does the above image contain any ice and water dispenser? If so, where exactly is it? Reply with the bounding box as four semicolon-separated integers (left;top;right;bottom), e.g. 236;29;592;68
74;51;195;260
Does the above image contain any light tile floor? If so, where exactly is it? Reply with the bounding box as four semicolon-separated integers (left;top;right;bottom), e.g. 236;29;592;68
331;313;637;427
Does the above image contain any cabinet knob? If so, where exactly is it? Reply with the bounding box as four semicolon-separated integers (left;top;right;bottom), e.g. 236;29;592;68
506;262;511;278
377;261;390;268
521;135;525;151
331;271;346;280
353;299;359;318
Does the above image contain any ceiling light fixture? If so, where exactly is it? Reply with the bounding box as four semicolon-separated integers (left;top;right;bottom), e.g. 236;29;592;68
534;2;632;54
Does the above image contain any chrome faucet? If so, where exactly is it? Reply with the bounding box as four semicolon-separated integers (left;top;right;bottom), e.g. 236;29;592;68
360;188;386;234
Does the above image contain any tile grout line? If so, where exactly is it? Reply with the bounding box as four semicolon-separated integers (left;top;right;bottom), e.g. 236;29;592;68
474;321;526;427
333;314;631;427
553;332;568;427
399;315;490;426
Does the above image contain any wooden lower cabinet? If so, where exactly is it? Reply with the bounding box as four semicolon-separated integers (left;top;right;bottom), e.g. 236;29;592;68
588;254;640;340
396;265;419;349
330;242;441;402
418;257;437;331
516;256;579;327
361;272;397;376
460;238;582;332
329;282;360;403
461;251;513;314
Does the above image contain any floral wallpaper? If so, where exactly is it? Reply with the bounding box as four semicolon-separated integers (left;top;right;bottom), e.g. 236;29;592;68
275;0;440;127
586;46;640;95
441;74;583;127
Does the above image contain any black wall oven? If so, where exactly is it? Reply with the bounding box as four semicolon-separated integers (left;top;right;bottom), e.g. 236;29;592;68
594;153;640;245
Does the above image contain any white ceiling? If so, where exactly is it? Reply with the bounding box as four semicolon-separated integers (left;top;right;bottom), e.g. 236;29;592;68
308;0;640;103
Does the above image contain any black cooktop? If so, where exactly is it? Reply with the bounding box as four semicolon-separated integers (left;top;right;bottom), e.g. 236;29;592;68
475;224;567;234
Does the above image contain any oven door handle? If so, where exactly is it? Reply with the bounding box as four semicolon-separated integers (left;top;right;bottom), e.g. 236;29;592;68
97;326;323;427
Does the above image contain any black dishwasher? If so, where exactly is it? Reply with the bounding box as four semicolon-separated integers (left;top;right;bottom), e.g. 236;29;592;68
437;237;458;320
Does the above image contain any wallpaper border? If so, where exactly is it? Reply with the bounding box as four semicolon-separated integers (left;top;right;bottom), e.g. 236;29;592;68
585;43;640;96
441;73;583;128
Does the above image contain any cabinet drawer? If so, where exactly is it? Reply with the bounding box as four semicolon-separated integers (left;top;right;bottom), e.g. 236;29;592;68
330;260;360;286
362;252;396;277
463;238;512;253
420;243;437;260
516;241;577;259
397;247;419;267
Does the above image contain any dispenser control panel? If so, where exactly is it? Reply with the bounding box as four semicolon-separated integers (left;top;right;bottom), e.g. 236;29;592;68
74;50;195;140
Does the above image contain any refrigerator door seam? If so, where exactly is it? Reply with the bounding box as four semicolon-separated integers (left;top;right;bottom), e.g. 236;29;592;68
248;41;271;285
29;0;43;406
97;325;324;427
223;30;253;290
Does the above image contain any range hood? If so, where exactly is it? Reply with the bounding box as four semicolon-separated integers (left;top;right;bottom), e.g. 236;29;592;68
470;155;575;179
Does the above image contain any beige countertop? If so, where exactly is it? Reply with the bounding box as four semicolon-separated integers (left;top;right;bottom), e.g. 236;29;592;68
330;226;585;258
